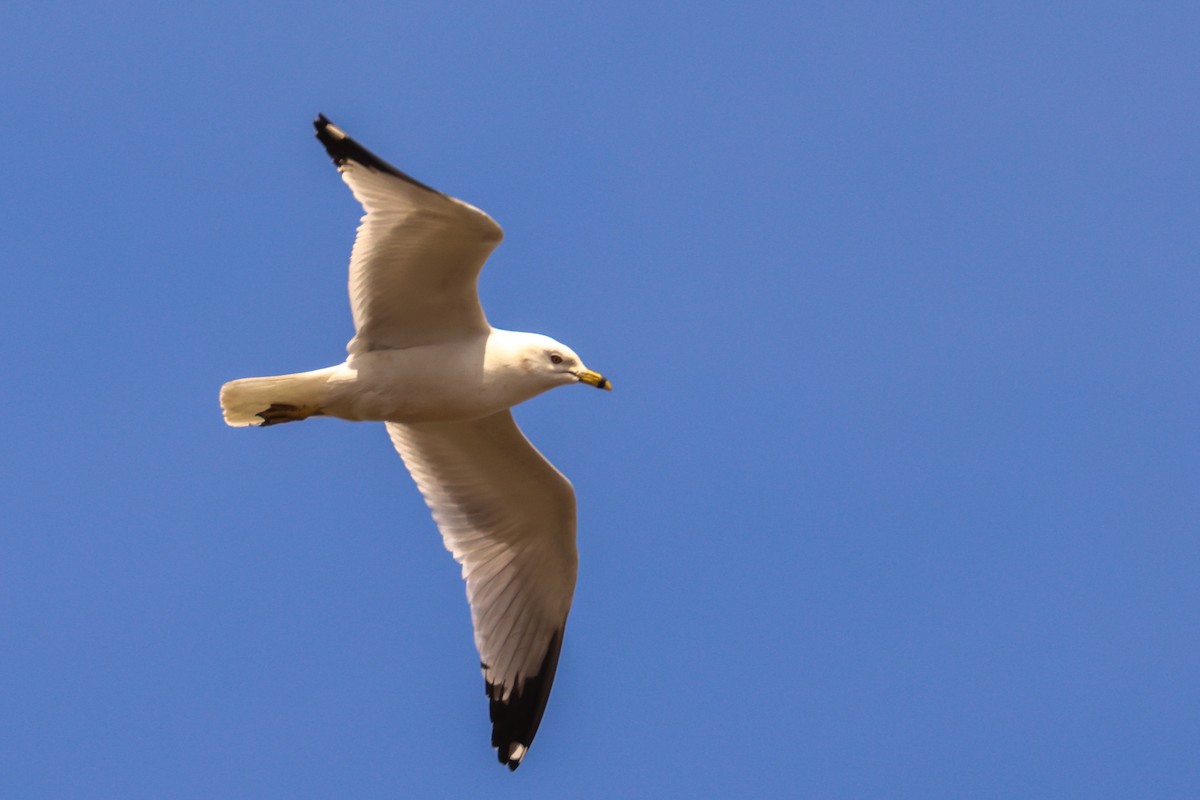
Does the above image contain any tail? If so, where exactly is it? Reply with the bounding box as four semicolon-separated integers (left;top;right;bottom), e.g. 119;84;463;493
219;368;333;427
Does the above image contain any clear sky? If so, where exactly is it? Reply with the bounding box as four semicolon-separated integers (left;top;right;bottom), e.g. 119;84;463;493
3;2;1197;797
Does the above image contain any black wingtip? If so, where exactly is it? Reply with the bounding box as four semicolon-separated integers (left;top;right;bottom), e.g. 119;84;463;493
311;113;440;194
487;628;565;771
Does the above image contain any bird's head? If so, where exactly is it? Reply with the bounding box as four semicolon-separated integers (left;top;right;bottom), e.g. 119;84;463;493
513;333;612;392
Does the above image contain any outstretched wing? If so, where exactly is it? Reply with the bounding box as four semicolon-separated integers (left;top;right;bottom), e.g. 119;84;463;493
386;412;578;770
314;115;504;353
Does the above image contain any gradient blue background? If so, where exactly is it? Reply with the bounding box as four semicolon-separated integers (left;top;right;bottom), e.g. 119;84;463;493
3;2;1197;797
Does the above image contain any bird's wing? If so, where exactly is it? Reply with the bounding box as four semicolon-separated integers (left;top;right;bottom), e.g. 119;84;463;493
314;115;504;353
386;412;578;770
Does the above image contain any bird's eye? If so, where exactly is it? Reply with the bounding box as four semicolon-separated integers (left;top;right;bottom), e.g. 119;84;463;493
550;354;563;365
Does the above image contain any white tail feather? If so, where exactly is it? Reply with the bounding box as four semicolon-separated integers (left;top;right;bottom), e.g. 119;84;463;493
219;369;334;427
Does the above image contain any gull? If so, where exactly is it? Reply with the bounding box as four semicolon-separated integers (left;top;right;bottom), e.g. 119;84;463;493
219;115;610;770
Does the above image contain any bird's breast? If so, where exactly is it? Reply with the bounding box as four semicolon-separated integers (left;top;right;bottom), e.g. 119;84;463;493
323;344;518;423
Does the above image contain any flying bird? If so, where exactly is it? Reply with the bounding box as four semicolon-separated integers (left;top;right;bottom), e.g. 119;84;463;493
220;115;610;770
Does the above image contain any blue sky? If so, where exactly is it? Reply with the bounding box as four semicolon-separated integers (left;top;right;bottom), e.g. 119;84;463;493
3;2;1198;797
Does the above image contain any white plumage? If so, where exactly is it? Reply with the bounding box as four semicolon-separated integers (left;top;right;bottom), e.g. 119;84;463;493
219;115;610;770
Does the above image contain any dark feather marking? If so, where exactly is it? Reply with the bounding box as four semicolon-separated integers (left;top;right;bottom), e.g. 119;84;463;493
487;627;564;771
312;114;441;195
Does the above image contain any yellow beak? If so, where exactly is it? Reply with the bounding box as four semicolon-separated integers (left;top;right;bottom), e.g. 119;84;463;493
577;369;612;391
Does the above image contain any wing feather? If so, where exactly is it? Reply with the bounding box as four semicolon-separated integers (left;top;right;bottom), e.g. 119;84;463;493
313;115;504;352
385;412;577;769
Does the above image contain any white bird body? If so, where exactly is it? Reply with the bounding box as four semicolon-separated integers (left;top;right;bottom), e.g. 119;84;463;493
222;329;578;426
219;115;609;771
